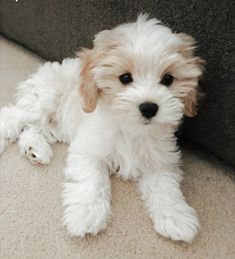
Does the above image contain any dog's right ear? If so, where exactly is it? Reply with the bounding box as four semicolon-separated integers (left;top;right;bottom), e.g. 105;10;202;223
77;48;99;113
177;33;205;117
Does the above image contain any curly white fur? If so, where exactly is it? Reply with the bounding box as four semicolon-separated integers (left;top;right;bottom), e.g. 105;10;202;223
0;14;203;242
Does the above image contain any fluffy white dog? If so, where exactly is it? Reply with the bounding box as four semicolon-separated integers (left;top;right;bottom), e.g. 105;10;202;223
0;14;204;242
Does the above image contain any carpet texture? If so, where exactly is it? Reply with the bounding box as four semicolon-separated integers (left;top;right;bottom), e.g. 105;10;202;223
0;36;235;259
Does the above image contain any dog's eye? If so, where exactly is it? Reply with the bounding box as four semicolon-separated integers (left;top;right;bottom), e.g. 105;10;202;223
119;73;133;85
160;74;174;87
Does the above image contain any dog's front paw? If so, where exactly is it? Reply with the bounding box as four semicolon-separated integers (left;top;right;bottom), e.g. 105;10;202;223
153;204;200;242
19;129;52;164
63;200;111;237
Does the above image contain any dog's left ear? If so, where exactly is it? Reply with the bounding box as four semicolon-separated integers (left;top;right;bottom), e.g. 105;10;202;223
177;33;205;117
181;88;198;117
77;48;99;113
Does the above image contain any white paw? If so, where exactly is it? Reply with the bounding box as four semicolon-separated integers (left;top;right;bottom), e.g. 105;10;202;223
41;115;58;144
154;204;200;242
19;128;52;164
22;145;52;164
63;184;111;237
43;128;58;145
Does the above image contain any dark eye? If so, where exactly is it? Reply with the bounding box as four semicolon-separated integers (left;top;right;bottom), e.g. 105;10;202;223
119;73;133;85
160;74;174;87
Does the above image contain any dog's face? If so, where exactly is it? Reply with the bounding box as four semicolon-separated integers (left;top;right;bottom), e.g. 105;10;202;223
78;14;204;129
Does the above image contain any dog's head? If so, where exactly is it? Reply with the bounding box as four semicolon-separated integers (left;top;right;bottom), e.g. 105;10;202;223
77;14;204;129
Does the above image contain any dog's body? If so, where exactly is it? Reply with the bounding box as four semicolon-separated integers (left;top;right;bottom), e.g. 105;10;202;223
0;15;204;242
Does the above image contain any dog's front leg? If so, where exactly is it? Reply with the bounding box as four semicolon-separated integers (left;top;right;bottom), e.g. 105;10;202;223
63;138;111;237
138;170;200;242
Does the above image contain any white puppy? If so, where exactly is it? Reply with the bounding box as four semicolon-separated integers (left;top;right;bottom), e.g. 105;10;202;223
0;14;204;242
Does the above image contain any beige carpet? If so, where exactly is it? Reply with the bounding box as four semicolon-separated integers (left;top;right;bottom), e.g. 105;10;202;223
0;36;235;259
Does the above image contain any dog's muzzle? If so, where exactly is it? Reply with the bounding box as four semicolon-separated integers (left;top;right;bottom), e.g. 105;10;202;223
139;102;158;119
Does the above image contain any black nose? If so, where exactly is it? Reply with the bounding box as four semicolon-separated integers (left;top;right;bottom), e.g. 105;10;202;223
139;102;158;119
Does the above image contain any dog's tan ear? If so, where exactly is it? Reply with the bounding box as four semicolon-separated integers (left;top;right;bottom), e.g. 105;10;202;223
181;89;199;117
177;33;196;58
77;48;99;113
177;33;205;117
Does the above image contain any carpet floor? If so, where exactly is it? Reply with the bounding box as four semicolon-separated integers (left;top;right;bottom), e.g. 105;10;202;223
0;36;235;259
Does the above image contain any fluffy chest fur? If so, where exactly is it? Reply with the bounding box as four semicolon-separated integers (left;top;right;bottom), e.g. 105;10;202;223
105;127;180;180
